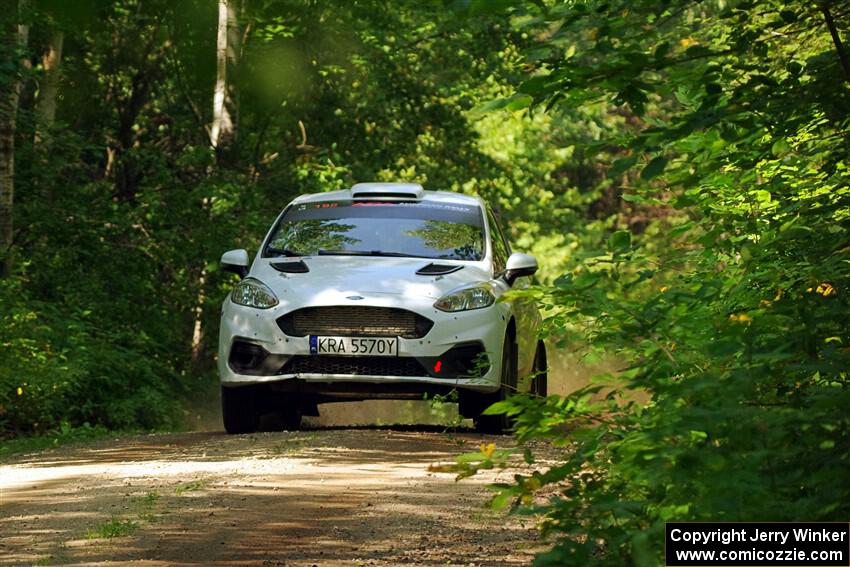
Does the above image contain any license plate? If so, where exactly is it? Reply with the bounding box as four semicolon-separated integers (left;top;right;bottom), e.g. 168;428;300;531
309;336;398;356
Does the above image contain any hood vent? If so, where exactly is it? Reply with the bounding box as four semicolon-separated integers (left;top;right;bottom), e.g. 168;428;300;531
271;260;309;273
416;263;463;276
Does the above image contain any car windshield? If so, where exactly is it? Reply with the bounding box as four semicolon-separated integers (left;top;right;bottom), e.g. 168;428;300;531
264;200;485;261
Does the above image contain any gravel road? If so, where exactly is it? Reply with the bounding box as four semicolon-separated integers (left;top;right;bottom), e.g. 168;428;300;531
0;425;546;566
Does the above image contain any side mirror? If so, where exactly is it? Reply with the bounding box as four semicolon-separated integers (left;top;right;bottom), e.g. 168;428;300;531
221;249;249;279
504;252;537;286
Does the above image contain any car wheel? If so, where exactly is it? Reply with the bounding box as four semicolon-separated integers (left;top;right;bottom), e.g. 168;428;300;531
221;385;260;434
474;334;517;435
531;341;548;397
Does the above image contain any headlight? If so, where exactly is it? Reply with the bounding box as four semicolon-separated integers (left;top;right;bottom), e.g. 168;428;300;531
434;285;495;312
230;278;278;309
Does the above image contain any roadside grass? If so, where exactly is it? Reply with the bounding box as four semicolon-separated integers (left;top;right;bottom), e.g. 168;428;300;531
0;422;178;459
86;517;139;540
0;422;114;458
174;479;208;495
86;490;163;542
269;434;315;456
424;390;469;440
131;490;162;522
468;509;495;524
131;490;161;508
85;479;208;540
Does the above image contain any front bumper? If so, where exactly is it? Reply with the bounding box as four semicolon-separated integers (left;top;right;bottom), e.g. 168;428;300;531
218;294;508;394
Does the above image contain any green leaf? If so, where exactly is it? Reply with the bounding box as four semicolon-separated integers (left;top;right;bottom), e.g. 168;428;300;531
610;155;638;176
621;193;646;203
668;221;694;237
469;97;511;116
771;138;791;156
491;491;513;510
505;94;533;111
518;75;551;96
640;156;668;180
471;93;531;116
482;400;512;415
608;230;631;254
456;451;490;463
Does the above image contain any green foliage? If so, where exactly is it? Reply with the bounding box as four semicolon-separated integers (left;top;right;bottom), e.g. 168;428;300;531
0;420;110;457
4;5;845;565
174;479;208;495
424;388;467;434
131;490;161;523
0;274;182;434
86;517;139;540
1;0;551;437
85;490;164;540
447;0;850;564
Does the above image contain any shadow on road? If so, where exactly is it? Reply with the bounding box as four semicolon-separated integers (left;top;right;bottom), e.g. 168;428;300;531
0;428;540;566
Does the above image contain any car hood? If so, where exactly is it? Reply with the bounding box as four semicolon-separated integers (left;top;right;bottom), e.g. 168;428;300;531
250;256;490;302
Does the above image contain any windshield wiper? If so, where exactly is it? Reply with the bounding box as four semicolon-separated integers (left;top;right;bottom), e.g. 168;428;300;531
318;249;425;258
266;246;304;257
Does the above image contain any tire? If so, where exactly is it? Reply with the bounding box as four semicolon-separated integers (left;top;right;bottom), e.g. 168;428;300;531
474;334;517;435
222;385;260;434
531;342;548;397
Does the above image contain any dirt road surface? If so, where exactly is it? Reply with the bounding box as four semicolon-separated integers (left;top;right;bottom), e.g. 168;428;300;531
0;423;548;566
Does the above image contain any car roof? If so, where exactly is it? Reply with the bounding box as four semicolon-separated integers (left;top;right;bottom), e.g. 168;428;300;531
290;183;485;208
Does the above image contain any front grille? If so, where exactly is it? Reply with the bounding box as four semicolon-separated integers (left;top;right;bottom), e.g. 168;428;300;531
278;306;433;339
281;355;428;377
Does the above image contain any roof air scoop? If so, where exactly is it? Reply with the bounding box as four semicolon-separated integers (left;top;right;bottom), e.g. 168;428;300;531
351;182;425;201
416;263;463;276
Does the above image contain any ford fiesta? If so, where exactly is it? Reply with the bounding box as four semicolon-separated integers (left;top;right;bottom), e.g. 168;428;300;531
218;182;547;433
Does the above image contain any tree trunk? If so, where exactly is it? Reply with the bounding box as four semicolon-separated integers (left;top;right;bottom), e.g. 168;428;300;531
34;28;63;143
210;0;240;158
113;67;151;203
193;0;242;369
190;265;208;371
0;0;29;277
105;27;162;203
819;3;850;83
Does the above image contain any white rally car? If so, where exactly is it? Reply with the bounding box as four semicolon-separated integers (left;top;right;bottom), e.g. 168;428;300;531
218;183;547;433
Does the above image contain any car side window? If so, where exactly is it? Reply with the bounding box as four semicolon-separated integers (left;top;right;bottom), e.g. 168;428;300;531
486;207;510;275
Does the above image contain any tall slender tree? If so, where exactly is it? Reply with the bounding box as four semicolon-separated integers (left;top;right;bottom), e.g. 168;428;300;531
0;0;29;277
193;0;243;368
210;0;241;158
34;27;63;143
